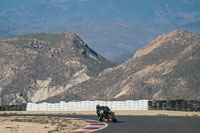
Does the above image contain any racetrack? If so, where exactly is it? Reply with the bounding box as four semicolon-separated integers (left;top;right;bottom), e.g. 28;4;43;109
0;114;200;133
95;115;200;133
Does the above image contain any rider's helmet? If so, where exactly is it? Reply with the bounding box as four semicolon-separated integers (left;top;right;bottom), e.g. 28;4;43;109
96;104;100;108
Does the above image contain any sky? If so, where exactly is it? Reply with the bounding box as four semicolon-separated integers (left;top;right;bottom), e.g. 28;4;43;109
0;0;200;59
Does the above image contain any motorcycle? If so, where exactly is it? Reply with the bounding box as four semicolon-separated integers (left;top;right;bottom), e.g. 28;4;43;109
99;106;117;123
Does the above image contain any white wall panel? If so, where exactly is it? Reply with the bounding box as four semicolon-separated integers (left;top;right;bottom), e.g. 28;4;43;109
26;100;149;111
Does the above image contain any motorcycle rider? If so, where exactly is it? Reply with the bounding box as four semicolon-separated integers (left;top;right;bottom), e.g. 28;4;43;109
96;104;102;117
96;104;110;122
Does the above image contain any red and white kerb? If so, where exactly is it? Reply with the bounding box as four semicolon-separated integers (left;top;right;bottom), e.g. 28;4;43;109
68;118;108;133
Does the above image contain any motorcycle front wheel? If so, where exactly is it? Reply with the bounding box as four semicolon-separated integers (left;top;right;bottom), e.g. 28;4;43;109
112;117;117;122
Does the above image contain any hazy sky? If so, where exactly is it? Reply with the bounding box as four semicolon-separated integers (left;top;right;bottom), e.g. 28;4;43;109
1;0;200;24
0;0;200;59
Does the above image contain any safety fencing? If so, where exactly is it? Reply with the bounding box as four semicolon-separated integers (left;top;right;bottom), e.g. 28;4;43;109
26;100;149;111
0;104;27;111
1;100;200;112
148;100;200;112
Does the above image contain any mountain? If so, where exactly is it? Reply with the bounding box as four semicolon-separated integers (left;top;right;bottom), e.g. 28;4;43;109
45;30;200;102
1;0;200;59
0;32;114;105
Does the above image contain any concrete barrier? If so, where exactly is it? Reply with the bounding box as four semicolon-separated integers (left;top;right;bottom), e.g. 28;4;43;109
1;99;199;112
26;100;149;111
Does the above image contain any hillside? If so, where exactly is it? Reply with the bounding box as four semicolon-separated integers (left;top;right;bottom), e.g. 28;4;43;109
0;32;114;105
45;30;200;102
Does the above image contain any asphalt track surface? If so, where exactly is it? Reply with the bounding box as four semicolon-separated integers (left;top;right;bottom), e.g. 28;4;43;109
0;114;200;133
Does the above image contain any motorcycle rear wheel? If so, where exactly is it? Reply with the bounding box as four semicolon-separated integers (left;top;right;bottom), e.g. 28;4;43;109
112;118;117;123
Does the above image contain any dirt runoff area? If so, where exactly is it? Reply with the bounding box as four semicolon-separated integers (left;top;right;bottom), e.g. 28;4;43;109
0;116;87;133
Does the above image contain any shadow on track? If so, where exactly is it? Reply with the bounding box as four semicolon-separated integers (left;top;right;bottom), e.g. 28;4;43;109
115;121;124;123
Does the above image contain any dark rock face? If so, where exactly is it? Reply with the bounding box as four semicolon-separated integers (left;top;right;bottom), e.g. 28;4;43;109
45;30;200;102
0;32;114;105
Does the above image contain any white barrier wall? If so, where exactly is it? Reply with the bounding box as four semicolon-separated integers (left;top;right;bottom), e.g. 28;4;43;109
26;100;149;111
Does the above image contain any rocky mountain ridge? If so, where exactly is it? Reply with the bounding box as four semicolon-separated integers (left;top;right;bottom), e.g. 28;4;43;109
45;30;200;102
1;30;200;105
0;32;114;105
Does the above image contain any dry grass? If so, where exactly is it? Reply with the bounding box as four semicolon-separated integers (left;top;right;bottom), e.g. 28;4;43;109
0;110;200;117
0;116;87;133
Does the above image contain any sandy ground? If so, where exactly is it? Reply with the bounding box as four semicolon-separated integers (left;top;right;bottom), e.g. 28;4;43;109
0;110;200;117
0;116;87;133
